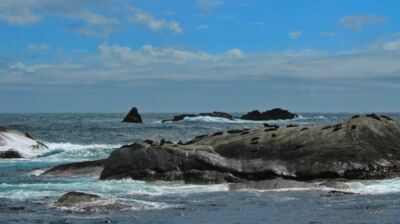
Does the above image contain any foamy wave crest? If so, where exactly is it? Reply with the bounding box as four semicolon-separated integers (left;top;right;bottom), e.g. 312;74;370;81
30;142;122;159
45;142;121;152
182;116;301;124
346;178;400;195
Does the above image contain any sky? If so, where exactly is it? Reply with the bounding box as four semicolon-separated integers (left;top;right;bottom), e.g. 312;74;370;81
0;0;400;113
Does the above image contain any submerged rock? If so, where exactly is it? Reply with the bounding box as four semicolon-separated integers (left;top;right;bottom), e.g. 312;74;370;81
122;107;142;123
55;192;130;212
0;127;48;159
162;111;234;122
240;108;298;120
99;115;400;183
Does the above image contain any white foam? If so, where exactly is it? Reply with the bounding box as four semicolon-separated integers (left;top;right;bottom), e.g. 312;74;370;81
0;130;51;158
181;115;306;124
45;142;121;152
346;178;400;195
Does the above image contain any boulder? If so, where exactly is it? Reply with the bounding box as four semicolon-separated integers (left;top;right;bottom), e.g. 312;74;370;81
122;107;142;123
0;127;48;159
240;108;298;120
162;111;234;122
100;114;400;183
55;192;130;211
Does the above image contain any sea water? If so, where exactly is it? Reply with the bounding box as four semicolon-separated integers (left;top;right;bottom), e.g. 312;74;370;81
0;113;400;223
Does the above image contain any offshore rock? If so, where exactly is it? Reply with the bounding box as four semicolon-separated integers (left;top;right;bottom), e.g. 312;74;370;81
162;111;234;122
122;107;143;123
240;108;298;120
100;114;400;183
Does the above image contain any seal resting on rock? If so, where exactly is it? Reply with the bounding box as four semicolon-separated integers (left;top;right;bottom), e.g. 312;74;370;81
122;107;143;123
240;108;298;120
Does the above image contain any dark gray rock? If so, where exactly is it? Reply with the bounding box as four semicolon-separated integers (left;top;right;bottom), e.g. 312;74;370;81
57;192;101;204
0;150;22;158
162;111;234;122
100;115;400;183
43;159;107;176
55;192;130;211
241;108;298;120
122;107;142;123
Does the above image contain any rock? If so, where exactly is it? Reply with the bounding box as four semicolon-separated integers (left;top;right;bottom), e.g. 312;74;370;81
57;192;101;204
55;192;130;212
43;159;107;176
99;114;400;183
0;150;22;158
122;107;142;123
0;127;48;159
240;108;298;120
162;111;234;122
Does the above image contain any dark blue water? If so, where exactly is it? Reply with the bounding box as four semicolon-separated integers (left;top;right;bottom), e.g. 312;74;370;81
0;113;400;223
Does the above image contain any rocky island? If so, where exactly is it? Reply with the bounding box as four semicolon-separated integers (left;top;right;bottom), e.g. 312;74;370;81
45;114;400;184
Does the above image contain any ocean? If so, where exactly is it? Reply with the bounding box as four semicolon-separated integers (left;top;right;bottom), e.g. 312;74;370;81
1;113;400;223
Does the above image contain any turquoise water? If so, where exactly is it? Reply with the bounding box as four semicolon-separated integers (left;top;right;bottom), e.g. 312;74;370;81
1;113;400;223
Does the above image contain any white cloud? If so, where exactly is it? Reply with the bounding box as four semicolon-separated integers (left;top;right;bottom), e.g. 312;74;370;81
289;31;302;40
97;43;214;67
0;0;120;37
226;48;243;58
338;15;385;31
382;40;400;51
27;44;50;50
0;0;41;25
3;39;400;86
127;7;183;34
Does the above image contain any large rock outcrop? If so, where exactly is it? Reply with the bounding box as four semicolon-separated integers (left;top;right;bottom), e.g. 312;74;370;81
100;114;400;183
0;127;48;158
240;108;298;120
162;111;234;123
122;107;142;123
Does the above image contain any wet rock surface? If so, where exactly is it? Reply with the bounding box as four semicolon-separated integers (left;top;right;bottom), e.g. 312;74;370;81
55;192;131;212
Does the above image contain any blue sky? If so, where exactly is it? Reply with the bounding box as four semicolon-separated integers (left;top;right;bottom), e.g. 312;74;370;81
0;0;400;113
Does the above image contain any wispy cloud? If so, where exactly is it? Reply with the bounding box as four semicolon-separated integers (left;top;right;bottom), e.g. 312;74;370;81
27;44;50;51
196;24;209;30
338;15;385;31
0;0;41;25
289;31;302;40
196;0;222;11
127;7;183;34
321;32;335;37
